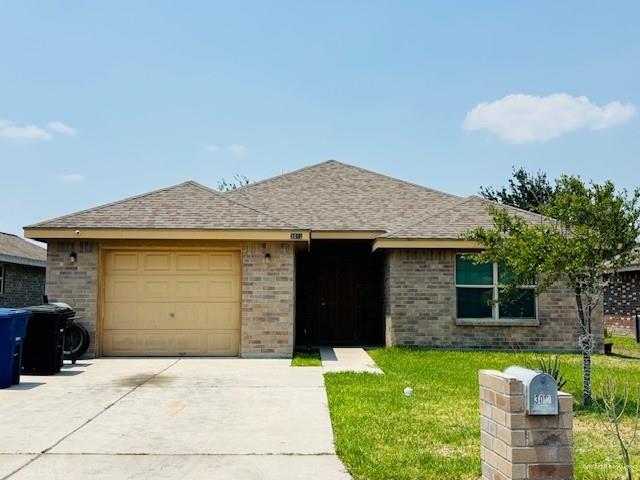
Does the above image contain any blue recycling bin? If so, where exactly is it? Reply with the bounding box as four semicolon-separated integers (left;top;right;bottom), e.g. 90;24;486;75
0;308;31;388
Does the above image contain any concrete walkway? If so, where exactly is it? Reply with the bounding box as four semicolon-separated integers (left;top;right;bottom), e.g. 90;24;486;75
0;359;350;480
320;347;383;374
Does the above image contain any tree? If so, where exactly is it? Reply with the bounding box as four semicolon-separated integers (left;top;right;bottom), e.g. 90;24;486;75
479;167;555;213
467;176;640;405
217;174;250;192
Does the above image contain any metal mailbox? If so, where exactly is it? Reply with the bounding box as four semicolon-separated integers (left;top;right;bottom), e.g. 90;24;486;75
504;366;558;415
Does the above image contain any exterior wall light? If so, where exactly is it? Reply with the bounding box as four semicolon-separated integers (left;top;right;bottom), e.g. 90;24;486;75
69;252;78;263
264;252;272;263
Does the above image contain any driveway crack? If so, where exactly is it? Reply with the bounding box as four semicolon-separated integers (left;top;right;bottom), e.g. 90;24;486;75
1;359;181;480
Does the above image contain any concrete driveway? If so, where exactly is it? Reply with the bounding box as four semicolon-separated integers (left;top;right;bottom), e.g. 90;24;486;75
0;359;350;480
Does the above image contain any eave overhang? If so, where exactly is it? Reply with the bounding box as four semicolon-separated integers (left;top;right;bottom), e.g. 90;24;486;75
24;228;311;242
0;254;46;268
372;238;483;251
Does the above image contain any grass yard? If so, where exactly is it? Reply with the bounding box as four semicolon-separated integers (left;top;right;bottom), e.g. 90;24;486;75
324;338;640;480
291;348;322;366
610;335;640;359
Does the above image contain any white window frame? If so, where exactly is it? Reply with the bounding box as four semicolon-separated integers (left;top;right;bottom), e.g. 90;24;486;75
0;263;4;295
455;254;539;326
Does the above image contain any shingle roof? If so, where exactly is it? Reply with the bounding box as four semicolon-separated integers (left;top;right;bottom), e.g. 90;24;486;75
0;232;47;267
383;196;549;239
27;181;298;230
227;160;462;231
25;162;551;240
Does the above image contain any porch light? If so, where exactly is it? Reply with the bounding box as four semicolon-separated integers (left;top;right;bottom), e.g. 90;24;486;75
69;252;77;263
264;252;272;263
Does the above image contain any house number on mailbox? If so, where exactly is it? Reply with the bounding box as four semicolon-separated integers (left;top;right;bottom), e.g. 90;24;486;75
533;393;553;406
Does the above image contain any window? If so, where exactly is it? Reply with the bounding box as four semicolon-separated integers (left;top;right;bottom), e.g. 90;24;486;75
455;254;537;325
0;264;4;294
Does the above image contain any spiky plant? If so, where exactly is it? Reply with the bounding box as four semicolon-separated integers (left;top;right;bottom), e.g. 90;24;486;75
525;355;567;391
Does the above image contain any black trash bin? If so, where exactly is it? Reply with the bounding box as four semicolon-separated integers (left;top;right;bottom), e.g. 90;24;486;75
22;304;75;375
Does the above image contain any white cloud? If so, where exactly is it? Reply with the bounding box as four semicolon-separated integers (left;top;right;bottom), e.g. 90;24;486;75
47;121;78;136
0;118;79;141
59;173;85;183
226;144;248;156
463;93;636;143
0;120;52;141
205;144;249;156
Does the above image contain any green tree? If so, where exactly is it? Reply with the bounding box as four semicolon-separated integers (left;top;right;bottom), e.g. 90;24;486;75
479;167;555;213
467;176;640;405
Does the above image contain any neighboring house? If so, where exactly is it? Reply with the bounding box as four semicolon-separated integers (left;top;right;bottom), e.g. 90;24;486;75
0;232;46;308
604;261;639;337
24;160;601;358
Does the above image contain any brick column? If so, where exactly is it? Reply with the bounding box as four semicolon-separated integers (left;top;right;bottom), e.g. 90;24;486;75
479;370;573;480
240;241;295;358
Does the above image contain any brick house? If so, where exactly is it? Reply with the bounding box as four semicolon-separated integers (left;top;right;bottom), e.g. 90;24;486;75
0;232;46;308
24;161;600;358
604;262;639;337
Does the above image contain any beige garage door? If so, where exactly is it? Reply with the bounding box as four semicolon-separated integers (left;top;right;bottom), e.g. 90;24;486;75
102;250;241;356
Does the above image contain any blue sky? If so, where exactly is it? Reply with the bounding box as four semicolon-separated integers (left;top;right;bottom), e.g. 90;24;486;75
1;1;638;237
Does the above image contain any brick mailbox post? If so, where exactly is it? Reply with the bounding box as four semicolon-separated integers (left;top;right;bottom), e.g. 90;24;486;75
479;368;573;480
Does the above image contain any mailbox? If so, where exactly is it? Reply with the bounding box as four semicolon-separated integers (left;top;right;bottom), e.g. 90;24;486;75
504;366;558;415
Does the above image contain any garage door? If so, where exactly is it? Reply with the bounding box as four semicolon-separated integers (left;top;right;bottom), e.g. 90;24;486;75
102;250;241;356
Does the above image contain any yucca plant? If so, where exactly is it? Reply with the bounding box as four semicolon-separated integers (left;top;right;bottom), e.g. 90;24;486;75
526;355;567;390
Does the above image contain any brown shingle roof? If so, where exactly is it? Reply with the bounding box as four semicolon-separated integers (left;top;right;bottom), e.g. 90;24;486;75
26;162;551;240
0;232;47;267
27;181;299;230
227;160;462;231
383;196;549;239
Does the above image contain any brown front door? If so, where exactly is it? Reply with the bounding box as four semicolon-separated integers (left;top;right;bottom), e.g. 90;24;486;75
316;259;357;344
295;240;384;347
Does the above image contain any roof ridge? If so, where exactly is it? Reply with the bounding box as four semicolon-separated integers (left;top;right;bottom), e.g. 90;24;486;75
186;181;304;229
329;161;462;201
227;159;338;193
382;196;476;237
467;195;553;223
384;195;553;239
25;180;205;229
228;159;462;201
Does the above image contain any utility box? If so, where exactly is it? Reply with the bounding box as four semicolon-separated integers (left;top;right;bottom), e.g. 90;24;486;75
504;366;558;415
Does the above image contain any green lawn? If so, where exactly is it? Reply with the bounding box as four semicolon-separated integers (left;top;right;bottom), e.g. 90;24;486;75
324;339;640;480
291;348;322;366
610;335;640;359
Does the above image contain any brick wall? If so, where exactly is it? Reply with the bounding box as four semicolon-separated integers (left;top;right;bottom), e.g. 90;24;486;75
479;370;573;480
44;240;296;358
384;249;603;352
240;241;295;357
0;262;45;307
604;271;639;337
45;240;99;356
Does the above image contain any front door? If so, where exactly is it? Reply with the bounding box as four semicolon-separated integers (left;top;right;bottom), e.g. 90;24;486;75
316;259;357;344
295;241;384;347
